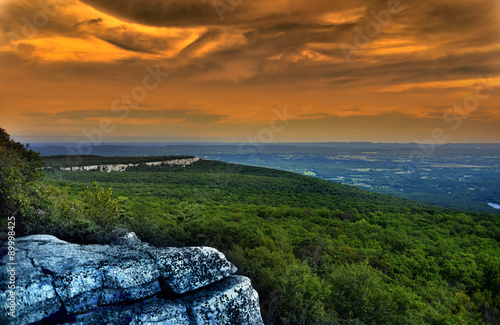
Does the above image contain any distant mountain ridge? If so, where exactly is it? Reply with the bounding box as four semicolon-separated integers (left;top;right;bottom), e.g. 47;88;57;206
46;157;200;172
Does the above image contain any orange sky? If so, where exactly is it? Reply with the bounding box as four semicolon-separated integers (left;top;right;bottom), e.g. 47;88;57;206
0;0;499;143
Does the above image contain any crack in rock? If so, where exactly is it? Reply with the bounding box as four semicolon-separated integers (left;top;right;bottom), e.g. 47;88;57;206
1;234;264;325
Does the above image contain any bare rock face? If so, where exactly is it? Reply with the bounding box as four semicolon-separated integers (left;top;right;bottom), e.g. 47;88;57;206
179;276;263;325
0;234;263;325
154;246;238;295
71;297;190;325
114;231;142;246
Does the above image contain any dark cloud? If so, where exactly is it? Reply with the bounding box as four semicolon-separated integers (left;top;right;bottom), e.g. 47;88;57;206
79;0;224;27
100;37;158;54
78;0;369;36
24;109;227;124
0;0;78;41
298;113;333;118
178;29;221;57
73;17;103;29
7;0;492;87
88;18;103;24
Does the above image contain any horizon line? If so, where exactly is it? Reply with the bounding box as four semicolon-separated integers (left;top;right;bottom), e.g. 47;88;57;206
26;141;500;145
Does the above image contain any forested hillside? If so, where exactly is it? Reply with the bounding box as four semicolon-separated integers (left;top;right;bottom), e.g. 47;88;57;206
38;156;500;325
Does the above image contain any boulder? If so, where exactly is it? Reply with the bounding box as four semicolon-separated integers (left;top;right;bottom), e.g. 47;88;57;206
71;297;190;325
113;231;142;246
179;276;263;325
0;249;61;324
0;234;263;325
15;235;162;314
152;246;238;294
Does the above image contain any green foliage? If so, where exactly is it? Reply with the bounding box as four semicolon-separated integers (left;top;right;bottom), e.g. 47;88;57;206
326;262;419;324
0;129;130;243
0;182;126;245
176;201;202;222
17;182;130;244
80;182;129;228
43;156;500;324
278;261;333;324
0;128;46;230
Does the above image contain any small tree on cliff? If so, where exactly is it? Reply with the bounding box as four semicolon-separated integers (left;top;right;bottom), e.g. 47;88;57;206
80;182;131;229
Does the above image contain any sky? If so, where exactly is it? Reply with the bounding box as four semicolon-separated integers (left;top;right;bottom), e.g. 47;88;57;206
0;0;499;143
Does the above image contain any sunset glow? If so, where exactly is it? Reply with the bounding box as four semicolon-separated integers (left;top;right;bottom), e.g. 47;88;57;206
0;0;499;143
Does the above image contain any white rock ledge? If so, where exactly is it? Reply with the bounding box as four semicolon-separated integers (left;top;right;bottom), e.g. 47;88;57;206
57;157;200;172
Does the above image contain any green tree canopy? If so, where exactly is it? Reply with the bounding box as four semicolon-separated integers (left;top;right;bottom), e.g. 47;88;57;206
0;127;44;220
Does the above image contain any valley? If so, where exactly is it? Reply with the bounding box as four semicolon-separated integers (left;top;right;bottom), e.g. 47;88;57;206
35;143;500;214
40;155;500;325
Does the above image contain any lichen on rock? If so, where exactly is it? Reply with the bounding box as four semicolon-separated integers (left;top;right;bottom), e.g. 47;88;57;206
0;234;263;325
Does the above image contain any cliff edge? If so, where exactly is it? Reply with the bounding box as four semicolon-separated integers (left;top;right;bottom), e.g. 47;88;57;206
0;233;263;325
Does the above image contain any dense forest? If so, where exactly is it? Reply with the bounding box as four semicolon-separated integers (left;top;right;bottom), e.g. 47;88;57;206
1;129;499;324
32;142;500;215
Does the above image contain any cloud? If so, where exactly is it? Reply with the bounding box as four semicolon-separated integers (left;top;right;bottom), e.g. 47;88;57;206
23;108;227;125
73;17;103;29
79;0;221;27
1;0;499;142
4;0;498;84
100;37;158;54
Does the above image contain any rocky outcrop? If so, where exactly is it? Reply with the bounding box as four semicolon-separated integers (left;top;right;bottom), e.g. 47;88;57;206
59;163;137;172
0;234;263;325
58;157;200;172
145;157;200;167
